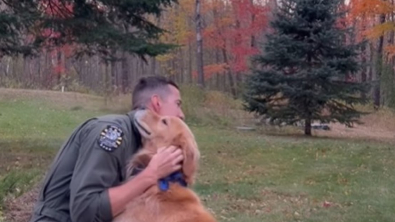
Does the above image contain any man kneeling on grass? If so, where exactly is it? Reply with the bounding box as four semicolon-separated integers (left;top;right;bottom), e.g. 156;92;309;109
29;76;186;222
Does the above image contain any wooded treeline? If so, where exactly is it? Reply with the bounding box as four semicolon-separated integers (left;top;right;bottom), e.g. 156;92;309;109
1;0;395;109
0;0;272;97
347;0;395;109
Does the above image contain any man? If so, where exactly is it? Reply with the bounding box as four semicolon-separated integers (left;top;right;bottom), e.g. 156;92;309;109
30;76;186;222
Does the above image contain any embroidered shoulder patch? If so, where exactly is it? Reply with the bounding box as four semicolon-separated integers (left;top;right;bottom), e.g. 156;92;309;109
98;125;124;152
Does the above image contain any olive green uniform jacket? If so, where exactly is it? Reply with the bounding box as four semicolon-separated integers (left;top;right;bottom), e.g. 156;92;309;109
29;111;142;222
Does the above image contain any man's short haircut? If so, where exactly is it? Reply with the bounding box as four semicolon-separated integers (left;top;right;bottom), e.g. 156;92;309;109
132;76;179;110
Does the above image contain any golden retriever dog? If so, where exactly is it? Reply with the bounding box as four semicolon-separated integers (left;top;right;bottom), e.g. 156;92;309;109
112;109;216;222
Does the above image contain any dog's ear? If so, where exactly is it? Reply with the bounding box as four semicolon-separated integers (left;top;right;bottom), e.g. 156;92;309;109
181;136;200;185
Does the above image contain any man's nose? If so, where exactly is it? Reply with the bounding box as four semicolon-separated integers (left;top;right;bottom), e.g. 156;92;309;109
178;112;185;121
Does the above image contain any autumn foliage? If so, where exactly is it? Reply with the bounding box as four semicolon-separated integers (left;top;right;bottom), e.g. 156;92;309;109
348;0;395;52
155;0;268;80
39;0;75;81
2;0;395;109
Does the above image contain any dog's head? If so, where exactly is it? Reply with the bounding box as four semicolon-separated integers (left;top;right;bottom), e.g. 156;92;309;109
129;108;200;185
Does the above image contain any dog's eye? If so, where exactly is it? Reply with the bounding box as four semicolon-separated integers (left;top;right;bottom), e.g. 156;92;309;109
162;119;168;125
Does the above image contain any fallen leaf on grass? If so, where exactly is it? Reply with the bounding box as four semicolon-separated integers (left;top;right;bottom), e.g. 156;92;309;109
323;201;332;208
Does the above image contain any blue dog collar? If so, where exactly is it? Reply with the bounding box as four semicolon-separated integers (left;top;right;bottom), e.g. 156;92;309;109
158;171;187;191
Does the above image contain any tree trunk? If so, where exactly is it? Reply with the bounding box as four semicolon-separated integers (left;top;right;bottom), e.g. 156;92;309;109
222;48;237;98
121;52;129;93
56;50;62;86
179;48;184;84
360;17;367;100
386;9;395;106
215;47;221;90
374;13;386;110
305;116;312;136
104;62;110;105
188;39;193;84
151;57;157;76
250;0;256;48
234;18;242;97
111;58;116;95
391;2;395;107
361;47;367;100
368;42;373;84
23;56;31;87
195;0;205;88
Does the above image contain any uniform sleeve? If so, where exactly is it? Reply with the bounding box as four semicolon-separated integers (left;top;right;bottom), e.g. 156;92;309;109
69;121;125;222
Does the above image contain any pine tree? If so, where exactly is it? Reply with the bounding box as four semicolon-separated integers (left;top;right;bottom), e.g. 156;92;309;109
0;1;41;58
243;0;369;136
1;0;178;61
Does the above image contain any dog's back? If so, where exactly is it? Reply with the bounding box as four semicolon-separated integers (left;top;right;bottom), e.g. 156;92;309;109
113;183;216;222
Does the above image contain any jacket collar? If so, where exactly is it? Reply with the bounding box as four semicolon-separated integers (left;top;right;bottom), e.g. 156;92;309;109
126;110;143;154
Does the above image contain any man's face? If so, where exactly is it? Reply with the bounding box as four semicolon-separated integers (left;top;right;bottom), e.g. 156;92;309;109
157;85;185;120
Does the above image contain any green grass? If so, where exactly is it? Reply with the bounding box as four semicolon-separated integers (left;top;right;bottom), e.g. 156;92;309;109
194;129;395;221
1;89;395;222
0;96;106;213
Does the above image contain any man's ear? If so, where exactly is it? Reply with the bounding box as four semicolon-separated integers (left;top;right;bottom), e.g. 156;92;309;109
150;95;161;113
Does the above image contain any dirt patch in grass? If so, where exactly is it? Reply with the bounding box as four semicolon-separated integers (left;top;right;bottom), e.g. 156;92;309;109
317;122;395;142
0;145;53;222
3;185;39;222
314;109;395;143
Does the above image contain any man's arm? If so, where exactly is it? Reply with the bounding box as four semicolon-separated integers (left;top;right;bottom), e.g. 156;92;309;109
107;166;155;217
69;122;183;222
69;122;126;222
108;146;184;217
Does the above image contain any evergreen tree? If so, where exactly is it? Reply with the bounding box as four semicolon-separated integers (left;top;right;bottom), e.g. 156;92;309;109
243;0;369;136
0;1;41;58
0;0;178;61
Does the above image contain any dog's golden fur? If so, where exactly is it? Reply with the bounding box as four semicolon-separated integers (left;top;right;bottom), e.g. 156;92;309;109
112;109;216;222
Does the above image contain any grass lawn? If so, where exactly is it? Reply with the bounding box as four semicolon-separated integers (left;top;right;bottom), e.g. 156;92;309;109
1;89;395;222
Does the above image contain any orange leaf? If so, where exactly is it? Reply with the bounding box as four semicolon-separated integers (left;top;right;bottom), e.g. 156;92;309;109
364;22;395;39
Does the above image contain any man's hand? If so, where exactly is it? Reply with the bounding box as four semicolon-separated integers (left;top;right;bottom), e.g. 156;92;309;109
108;146;184;218
145;146;184;180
